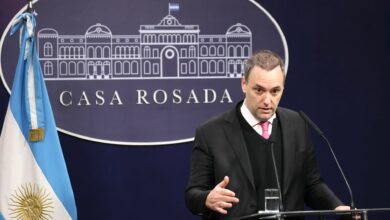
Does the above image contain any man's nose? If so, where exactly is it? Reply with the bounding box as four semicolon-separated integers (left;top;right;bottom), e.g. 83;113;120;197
262;93;271;105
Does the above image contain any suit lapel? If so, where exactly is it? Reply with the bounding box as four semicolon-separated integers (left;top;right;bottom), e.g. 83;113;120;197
277;108;296;197
223;106;299;193
223;108;256;190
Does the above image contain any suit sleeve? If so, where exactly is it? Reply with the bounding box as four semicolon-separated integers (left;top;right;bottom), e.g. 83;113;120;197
185;126;215;217
302;120;344;210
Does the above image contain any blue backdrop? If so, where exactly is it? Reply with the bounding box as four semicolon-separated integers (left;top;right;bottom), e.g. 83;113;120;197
0;0;389;219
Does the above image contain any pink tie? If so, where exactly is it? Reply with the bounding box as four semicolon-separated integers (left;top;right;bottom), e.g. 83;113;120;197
260;121;270;139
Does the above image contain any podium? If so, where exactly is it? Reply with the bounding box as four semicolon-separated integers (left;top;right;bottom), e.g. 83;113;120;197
233;208;390;220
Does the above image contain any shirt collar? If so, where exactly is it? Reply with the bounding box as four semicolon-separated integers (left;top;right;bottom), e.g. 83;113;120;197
240;100;276;128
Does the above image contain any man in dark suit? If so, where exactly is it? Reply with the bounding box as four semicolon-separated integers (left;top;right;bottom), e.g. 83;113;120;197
185;50;350;219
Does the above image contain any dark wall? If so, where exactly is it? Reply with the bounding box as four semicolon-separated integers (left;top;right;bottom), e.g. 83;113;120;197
0;0;389;219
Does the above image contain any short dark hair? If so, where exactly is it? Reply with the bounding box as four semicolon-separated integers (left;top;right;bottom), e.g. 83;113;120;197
244;50;285;82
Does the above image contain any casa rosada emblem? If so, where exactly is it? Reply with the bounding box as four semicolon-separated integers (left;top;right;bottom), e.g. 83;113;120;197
0;0;288;145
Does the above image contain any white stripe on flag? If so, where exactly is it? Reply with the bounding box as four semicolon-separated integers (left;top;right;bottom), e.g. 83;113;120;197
0;107;71;219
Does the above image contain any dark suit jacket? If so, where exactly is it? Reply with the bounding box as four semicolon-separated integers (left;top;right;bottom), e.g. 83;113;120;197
185;104;342;219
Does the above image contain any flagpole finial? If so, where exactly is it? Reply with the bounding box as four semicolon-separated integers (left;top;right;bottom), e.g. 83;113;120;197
27;0;33;13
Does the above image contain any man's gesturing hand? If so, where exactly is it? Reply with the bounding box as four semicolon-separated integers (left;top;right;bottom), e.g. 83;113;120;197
205;176;239;214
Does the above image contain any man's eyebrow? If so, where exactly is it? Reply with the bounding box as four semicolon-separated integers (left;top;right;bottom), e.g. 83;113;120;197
253;84;282;90
253;84;265;89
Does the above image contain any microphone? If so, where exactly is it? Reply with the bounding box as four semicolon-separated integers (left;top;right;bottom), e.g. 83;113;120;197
299;111;356;209
268;119;284;212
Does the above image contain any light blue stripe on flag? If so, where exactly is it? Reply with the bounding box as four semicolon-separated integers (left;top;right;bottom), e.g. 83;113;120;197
0;212;4;220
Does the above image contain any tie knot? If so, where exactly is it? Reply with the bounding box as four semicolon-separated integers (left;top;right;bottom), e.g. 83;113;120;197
259;121;270;131
259;121;270;139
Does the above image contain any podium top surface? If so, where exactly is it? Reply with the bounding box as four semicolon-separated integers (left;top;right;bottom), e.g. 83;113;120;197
233;208;390;220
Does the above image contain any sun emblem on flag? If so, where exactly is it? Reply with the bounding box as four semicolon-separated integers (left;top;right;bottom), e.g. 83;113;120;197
8;183;54;220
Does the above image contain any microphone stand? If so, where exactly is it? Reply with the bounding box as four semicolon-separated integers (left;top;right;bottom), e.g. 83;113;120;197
269;121;284;212
299;111;358;219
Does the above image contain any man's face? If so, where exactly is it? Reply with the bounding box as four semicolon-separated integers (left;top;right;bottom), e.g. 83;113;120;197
241;65;284;121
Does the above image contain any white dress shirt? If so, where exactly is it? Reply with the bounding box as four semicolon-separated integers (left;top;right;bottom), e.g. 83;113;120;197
240;101;276;136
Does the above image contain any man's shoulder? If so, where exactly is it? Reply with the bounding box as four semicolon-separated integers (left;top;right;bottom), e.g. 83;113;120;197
277;106;309;133
277;106;299;117
277;106;305;123
198;107;236;130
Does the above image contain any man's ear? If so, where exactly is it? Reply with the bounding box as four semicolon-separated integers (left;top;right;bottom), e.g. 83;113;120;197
241;77;246;94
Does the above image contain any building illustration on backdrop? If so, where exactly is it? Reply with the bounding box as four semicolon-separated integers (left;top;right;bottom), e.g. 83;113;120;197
37;5;252;80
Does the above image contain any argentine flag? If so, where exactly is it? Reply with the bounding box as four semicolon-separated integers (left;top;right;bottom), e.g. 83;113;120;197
169;3;180;14
0;13;77;219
